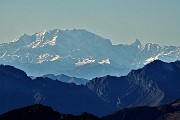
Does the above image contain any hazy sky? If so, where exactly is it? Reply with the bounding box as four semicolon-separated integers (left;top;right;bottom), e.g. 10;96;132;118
0;0;180;46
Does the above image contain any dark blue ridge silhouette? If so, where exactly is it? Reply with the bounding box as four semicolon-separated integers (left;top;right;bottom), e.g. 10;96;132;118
0;104;101;120
0;99;179;120
0;60;179;117
102;98;180;120
0;65;112;116
87;60;180;111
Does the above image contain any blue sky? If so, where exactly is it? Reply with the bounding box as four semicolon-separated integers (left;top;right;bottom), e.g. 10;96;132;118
0;0;180;45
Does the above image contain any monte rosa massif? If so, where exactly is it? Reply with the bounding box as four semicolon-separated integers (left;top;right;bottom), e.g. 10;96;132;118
0;29;179;79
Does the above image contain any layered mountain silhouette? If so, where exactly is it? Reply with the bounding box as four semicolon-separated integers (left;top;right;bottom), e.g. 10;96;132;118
0;60;179;116
87;60;180;110
0;99;179;120
0;29;179;79
0;65;112;116
42;74;88;85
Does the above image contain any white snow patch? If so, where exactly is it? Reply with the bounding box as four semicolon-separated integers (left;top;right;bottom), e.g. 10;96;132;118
144;55;159;65
27;40;41;48
11;38;19;43
37;53;50;63
12;55;20;58
163;51;174;56
38;30;46;36
98;58;110;64
0;51;7;58
75;58;95;66
13;49;19;53
27;30;46;48
50;55;60;61
44;36;58;46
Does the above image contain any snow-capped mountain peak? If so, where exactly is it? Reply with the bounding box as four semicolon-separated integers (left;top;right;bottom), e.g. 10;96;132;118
0;29;179;78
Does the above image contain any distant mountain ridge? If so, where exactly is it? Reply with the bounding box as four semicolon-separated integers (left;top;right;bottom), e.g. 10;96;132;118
0;60;179;116
0;29;179;79
42;74;88;85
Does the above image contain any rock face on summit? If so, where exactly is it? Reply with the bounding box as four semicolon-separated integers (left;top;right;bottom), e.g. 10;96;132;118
0;29;179;79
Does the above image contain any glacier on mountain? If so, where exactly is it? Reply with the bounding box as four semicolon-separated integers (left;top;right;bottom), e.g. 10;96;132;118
0;29;179;79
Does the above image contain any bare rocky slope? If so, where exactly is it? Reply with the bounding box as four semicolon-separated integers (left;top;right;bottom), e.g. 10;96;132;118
86;60;180;110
